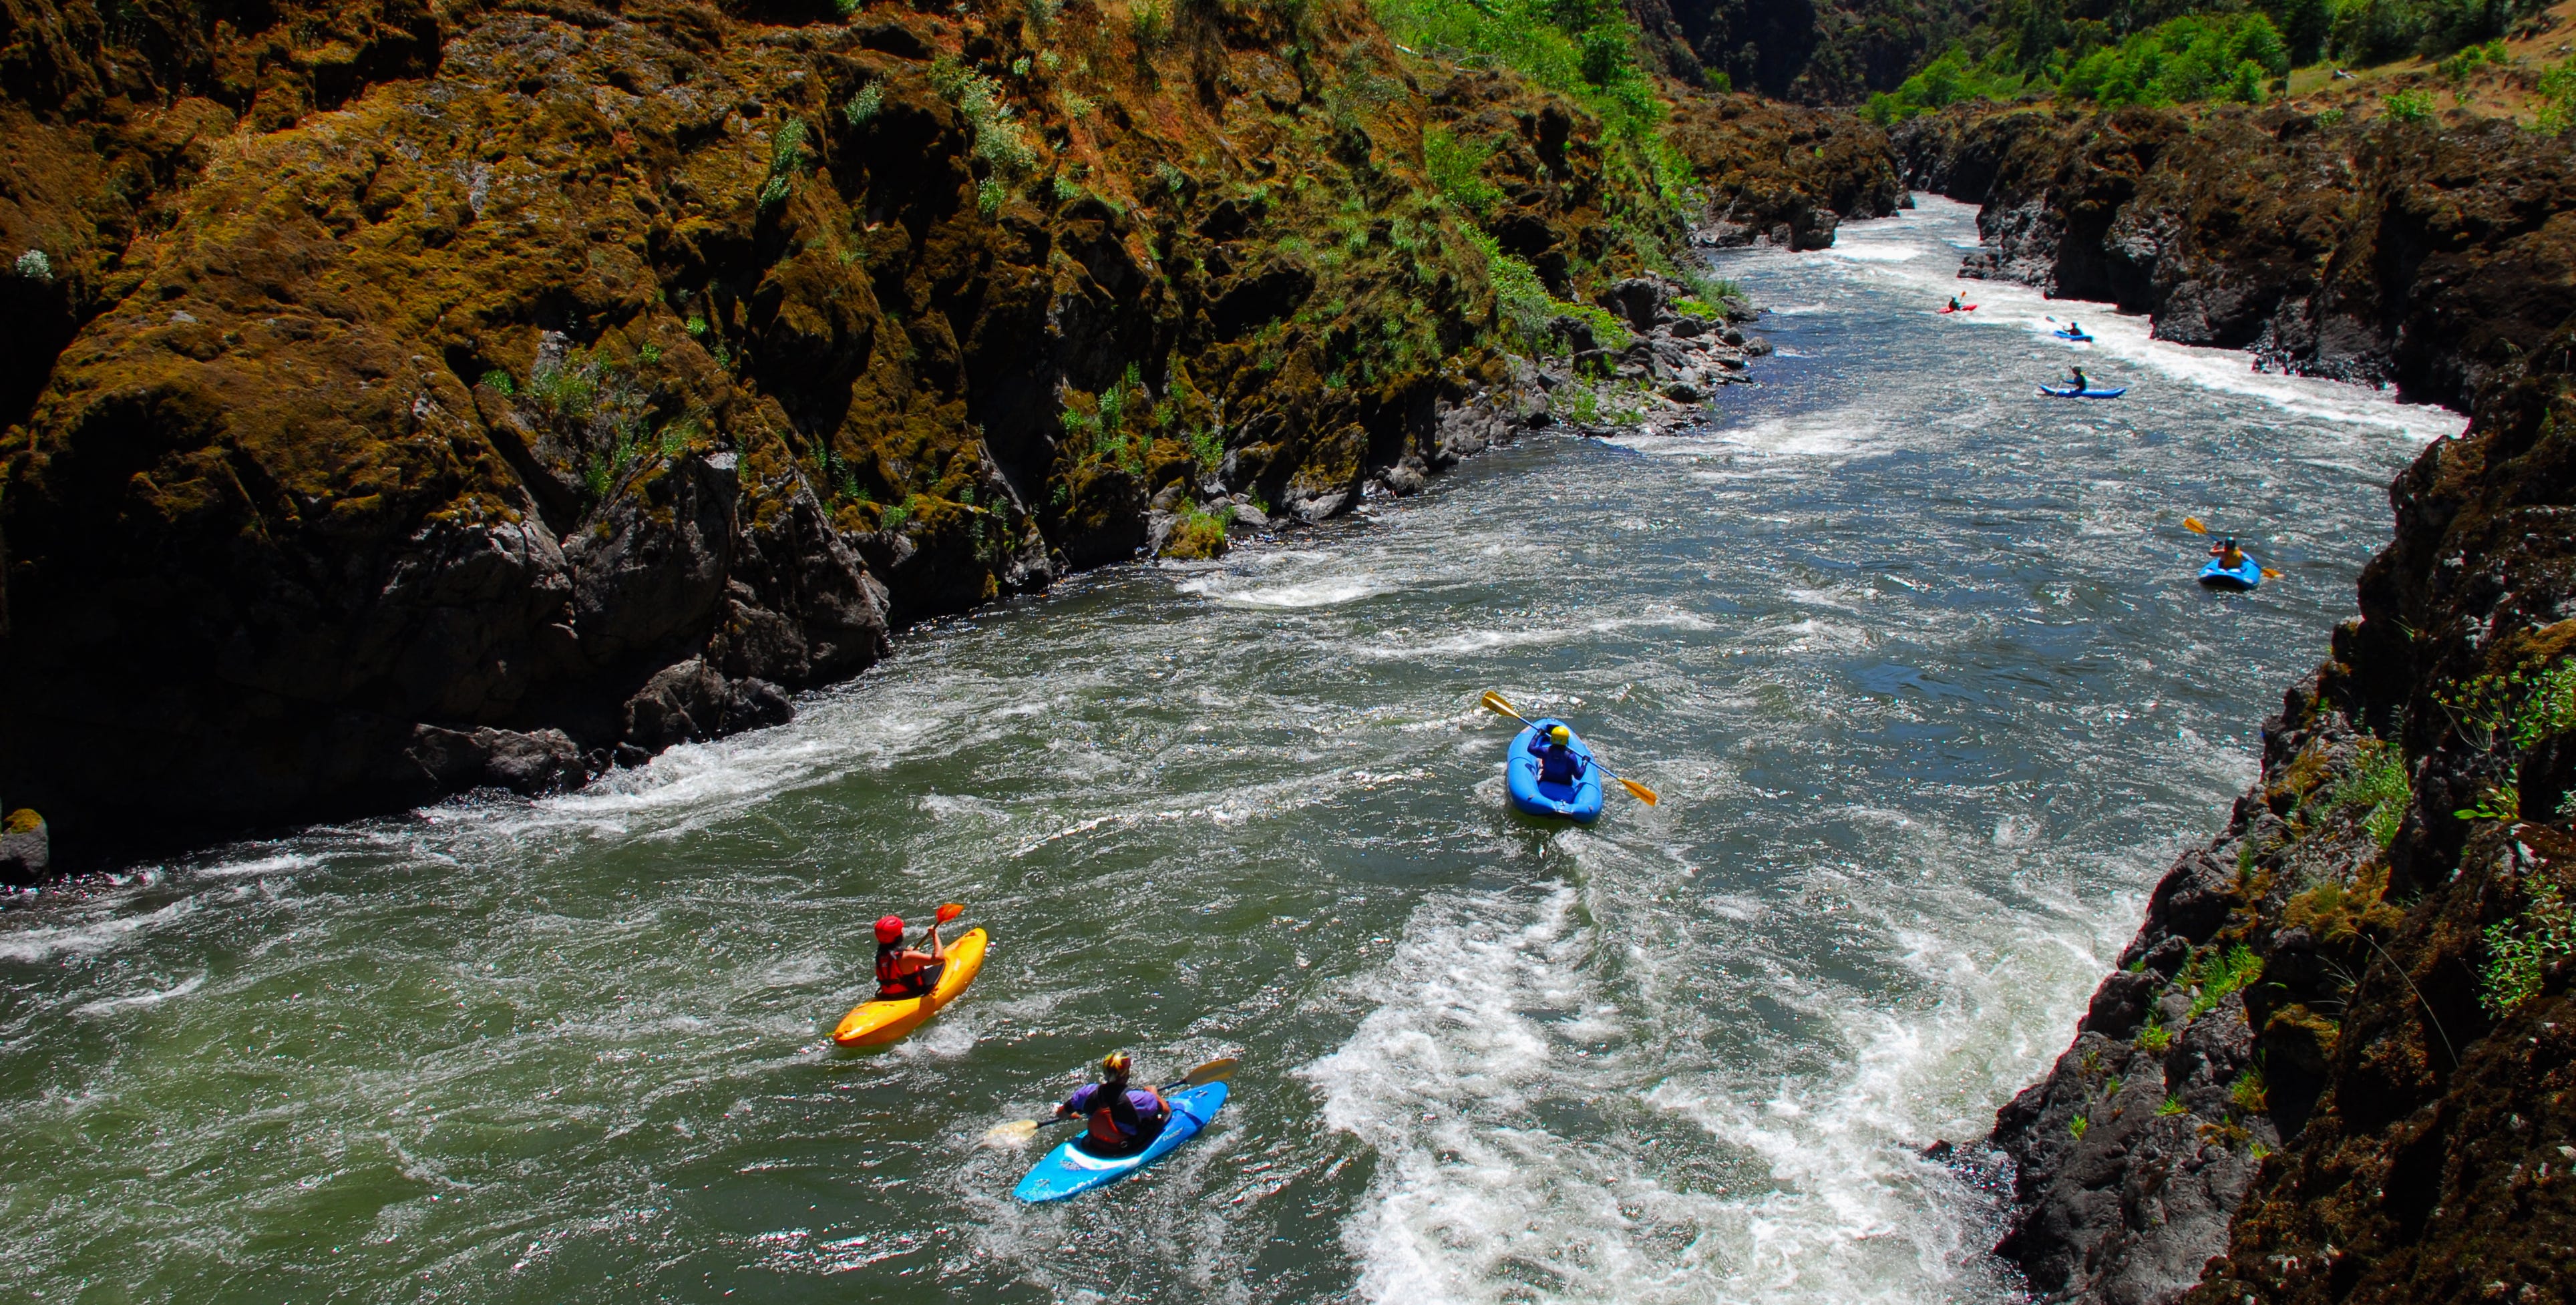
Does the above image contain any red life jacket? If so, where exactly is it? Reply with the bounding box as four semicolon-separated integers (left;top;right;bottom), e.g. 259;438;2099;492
875;944;932;998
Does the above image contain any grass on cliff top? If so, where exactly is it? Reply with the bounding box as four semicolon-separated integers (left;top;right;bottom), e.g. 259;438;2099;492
1371;0;1697;208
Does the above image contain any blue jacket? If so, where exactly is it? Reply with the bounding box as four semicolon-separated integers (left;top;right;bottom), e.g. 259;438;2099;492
1534;741;1587;785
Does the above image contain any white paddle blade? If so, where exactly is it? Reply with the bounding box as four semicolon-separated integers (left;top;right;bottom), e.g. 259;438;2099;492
981;1119;1043;1147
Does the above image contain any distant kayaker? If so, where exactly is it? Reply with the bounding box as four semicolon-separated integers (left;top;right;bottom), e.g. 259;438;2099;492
1947;295;1962;311
2211;537;2247;570
873;913;950;998
1057;1053;1170;1156
1533;724;1589;786
2066;365;2090;391
2065;320;2083;336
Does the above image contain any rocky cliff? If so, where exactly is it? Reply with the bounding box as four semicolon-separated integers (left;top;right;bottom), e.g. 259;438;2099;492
0;0;1903;866
1901;100;2576;1304
1895;100;2576;410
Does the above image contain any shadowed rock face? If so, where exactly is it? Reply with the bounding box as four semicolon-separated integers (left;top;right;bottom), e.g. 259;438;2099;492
7;0;1870;861
1664;91;1904;248
1894;102;2576;411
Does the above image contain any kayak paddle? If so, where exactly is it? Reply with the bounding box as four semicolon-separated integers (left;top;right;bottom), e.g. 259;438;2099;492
2182;518;2283;579
1478;691;1658;806
934;902;964;926
982;1057;1240;1145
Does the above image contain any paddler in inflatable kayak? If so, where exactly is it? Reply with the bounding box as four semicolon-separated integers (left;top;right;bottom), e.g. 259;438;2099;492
1532;724;1589;789
1053;1052;1171;1156
872;910;951;998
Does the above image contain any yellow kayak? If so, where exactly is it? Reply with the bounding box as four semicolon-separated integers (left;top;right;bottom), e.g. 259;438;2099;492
832;928;988;1047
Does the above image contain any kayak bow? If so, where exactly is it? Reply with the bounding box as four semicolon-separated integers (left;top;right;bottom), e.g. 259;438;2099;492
832;928;988;1047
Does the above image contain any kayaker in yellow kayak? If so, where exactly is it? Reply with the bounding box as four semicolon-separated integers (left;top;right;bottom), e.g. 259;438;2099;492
873;912;950;998
1054;1053;1171;1156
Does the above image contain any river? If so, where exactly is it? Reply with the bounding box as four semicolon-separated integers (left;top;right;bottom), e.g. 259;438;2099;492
0;197;2462;1304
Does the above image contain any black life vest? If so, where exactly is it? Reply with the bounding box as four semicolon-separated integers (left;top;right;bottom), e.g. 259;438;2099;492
1088;1081;1143;1145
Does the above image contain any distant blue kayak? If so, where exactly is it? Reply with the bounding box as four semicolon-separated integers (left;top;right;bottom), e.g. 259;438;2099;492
2053;329;2094;341
1014;1083;1228;1203
2199;555;2263;590
1507;719;1605;823
2037;384;2127;399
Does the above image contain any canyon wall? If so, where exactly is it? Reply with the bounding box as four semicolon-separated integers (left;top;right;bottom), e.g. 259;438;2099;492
1904;99;2576;1304
0;0;1902;865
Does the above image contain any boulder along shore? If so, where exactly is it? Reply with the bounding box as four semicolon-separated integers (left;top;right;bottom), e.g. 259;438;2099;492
0;0;1897;870
1904;98;2576;1304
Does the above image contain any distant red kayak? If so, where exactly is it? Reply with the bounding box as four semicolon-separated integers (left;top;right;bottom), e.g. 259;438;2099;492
1938;304;1979;313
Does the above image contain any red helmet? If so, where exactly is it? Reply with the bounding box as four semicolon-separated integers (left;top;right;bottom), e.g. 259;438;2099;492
874;915;904;944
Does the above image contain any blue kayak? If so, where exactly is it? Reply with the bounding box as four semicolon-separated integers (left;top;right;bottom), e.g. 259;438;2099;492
2037;384;2127;398
2053;329;2094;341
2199;555;2263;590
1507;719;1606;823
1014;1083;1228;1203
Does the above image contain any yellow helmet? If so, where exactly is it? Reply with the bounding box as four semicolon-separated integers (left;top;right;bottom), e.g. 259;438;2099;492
1100;1052;1133;1080
1547;725;1572;744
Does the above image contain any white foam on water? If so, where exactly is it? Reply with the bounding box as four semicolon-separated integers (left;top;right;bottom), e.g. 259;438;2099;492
1179;574;1397;609
0;896;198;963
1308;886;1748;1304
71;972;207;1017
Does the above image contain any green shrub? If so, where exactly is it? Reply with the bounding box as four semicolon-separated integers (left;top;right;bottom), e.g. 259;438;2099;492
2157;1095;2187;1117
2438;39;2509;81
2384;88;2437;122
930;57;1038;178
1863;45;2030;124
758;118;810;208
1423;127;1503;216
2069;1115;2090;1139
2484;862;2576;1013
2187;943;2261;1018
1130;0;1172;49
478;369;516;396
1185;425;1224;471
2537;59;2576;134
2231;1065;2269;1112
2060;13;2289;107
2328;739;2412;847
2138;1016;2173;1053
843;81;884;126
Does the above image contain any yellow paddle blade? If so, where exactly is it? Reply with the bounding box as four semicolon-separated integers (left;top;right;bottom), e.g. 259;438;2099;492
1173;1056;1239;1089
2261;567;2282;580
2183;516;2209;534
1479;690;1519;718
1619;777;1659;807
982;1118;1043;1146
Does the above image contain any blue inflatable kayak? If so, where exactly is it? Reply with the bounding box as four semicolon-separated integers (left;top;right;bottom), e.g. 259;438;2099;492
2199;555;2263;590
1014;1083;1228;1203
1507;719;1606;823
2037;384;2127;398
2053;329;2094;341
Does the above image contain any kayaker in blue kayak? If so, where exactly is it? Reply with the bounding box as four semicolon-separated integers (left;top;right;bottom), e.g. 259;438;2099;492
2064;320;2083;337
2209;537;2247;571
1055;1053;1171;1156
1533;724;1590;786
2066;365;2090;391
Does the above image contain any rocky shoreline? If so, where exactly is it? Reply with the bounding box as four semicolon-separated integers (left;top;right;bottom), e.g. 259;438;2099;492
1899;99;2576;1304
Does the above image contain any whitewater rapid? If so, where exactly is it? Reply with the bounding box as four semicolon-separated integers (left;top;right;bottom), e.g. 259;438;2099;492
0;196;2458;1304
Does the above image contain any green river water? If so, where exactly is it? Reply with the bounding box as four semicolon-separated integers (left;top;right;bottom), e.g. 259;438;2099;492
0;198;2463;1304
